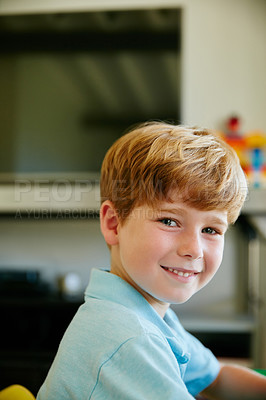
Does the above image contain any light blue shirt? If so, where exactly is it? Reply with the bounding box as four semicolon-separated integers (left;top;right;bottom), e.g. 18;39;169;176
37;269;220;399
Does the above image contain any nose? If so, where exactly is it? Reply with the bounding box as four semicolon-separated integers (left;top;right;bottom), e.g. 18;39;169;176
177;231;203;260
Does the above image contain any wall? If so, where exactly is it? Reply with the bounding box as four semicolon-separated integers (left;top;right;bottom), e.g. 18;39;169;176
182;0;266;131
0;217;110;292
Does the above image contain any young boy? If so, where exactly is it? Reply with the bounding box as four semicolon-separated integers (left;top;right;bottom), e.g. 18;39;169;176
37;122;266;399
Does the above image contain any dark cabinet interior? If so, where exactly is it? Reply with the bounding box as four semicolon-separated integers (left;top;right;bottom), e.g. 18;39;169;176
0;296;82;395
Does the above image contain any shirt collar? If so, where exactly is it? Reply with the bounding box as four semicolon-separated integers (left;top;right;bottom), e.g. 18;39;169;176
85;268;190;364
85;268;162;322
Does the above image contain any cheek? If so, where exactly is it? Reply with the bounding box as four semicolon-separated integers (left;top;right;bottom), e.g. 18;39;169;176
199;243;224;292
119;232;147;270
208;241;224;273
120;231;164;273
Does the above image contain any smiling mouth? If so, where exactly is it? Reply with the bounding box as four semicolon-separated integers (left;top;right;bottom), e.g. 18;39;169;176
161;266;199;278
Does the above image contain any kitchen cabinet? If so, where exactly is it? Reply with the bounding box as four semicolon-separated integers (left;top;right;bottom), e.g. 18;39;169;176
243;215;266;368
0;295;82;395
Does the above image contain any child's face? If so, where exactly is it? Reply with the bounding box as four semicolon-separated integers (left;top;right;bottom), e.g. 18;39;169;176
111;196;228;317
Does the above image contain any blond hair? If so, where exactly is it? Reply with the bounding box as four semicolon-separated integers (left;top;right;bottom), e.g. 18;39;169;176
100;121;247;224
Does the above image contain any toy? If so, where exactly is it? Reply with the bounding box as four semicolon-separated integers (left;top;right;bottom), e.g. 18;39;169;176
221;116;266;188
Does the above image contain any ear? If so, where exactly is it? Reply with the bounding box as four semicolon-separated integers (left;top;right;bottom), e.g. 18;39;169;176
100;200;120;246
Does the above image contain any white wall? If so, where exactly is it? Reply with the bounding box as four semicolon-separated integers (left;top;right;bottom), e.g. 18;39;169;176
182;0;266;131
0;217;110;292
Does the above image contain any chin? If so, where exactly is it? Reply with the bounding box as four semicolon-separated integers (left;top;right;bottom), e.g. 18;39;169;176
171;297;191;305
155;291;194;305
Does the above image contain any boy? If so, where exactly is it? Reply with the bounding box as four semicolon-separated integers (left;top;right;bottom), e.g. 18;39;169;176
37;122;266;399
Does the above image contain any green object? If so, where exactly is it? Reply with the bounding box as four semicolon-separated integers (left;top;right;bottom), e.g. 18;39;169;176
254;369;266;376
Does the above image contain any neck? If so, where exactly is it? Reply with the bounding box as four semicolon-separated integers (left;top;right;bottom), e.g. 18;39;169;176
110;267;170;318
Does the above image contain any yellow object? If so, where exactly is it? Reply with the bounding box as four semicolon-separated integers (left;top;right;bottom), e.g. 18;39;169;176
245;131;266;148
0;385;35;400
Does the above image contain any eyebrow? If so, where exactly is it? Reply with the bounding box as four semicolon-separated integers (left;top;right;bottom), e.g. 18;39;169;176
157;207;228;229
208;217;228;229
158;207;186;217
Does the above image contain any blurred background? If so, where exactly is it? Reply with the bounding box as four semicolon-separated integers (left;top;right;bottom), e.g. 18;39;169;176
0;0;266;395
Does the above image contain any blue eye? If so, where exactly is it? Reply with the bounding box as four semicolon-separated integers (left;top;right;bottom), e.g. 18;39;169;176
202;227;216;235
160;218;177;227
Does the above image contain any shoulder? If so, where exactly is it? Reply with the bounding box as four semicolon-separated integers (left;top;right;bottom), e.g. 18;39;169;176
55;293;172;365
72;297;165;345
